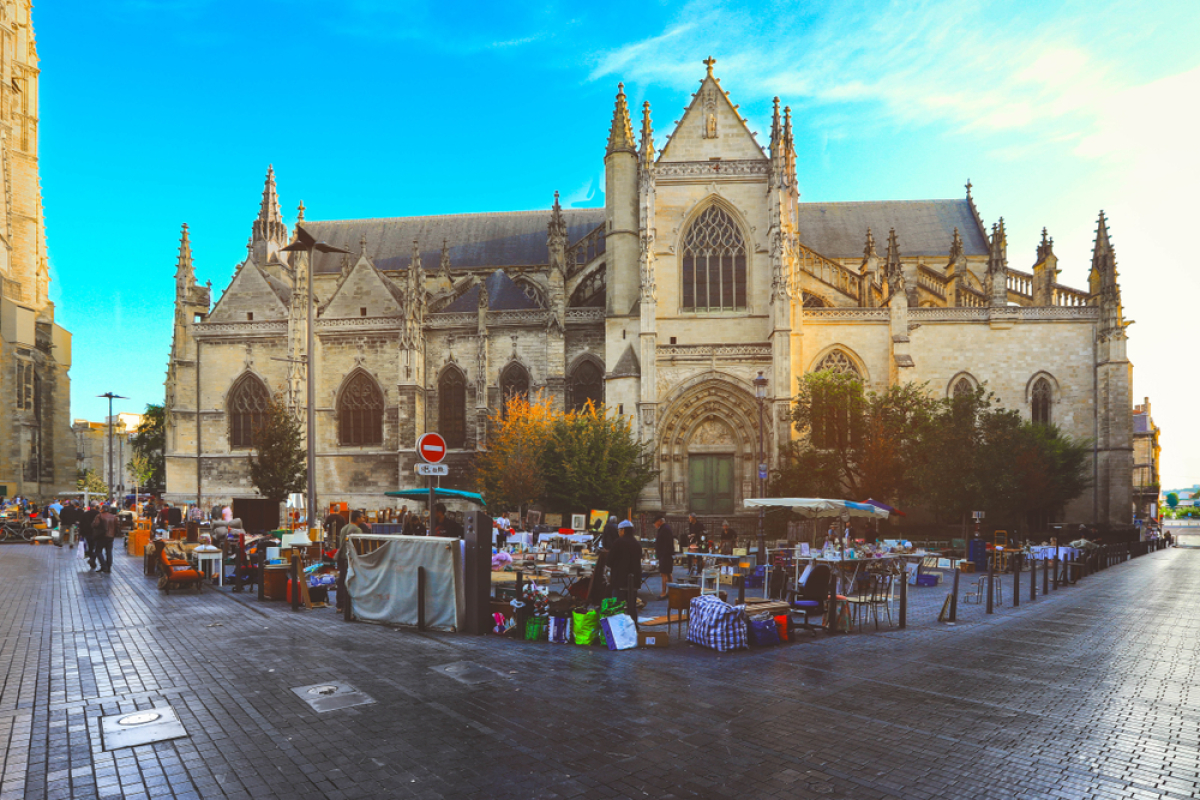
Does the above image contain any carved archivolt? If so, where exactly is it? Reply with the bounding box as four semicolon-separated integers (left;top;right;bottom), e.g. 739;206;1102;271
656;374;767;483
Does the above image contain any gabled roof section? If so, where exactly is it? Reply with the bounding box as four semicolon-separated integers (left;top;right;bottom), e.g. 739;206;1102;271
659;59;767;163
442;270;541;313
321;254;405;319
207;258;290;322
797;200;989;259
303;209;605;275
612;343;640;377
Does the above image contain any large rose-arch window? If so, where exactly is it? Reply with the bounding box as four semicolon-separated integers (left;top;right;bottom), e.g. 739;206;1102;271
228;373;271;449
681;205;747;311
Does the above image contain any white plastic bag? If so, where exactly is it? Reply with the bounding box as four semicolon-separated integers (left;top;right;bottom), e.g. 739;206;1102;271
601;614;638;651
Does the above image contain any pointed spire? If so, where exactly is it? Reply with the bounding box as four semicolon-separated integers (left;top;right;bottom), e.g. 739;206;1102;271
340;251;351;279
863;227;877;260
885;228;904;294
1090;210;1119;292
783;105;796;180
948;227;963;262
548;190;568;251
606;83;636;156
1037;227;1054;262
638;101;655;168
252;165;287;246
769;97;782;154
965;179;972;199
175;223;194;290
296;200;305;224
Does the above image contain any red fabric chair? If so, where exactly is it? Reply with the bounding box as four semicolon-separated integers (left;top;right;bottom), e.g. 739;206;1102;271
154;540;203;593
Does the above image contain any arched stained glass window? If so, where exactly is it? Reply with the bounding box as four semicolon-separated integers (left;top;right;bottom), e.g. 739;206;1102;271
338;371;384;446
1032;377;1052;425
439;367;467;449
499;362;530;417
953;377;974;398
567;359;604;412
814;349;861;377
681;205;747;311
228;374;271;449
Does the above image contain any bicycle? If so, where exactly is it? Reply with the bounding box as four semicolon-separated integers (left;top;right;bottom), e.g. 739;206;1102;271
2;518;35;541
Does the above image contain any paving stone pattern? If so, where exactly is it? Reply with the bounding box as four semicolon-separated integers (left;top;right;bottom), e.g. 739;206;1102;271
2;534;1197;800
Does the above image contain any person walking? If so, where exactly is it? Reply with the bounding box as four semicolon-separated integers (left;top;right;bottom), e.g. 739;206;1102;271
81;502;101;568
601;512;620;552
94;506;119;573
653;514;676;600
335;510;365;614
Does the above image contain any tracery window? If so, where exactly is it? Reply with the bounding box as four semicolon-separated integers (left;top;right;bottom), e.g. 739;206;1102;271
1031;377;1052;425
802;293;828;309
570;266;605;307
681;205;747;311
499;362;530;417
228;374;271;449
439;367;467;449
15;361;33;411
567;359;604;412
338;371;384;446
953;377;974;398
813;349;861;377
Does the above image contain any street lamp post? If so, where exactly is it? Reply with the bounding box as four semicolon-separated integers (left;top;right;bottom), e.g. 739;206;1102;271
753;371;769;566
98;393;127;504
281;226;351;535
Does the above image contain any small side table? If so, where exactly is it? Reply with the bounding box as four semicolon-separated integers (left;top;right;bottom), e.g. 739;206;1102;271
194;551;223;586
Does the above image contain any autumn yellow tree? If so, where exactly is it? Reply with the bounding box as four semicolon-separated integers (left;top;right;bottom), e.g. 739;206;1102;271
474;391;556;516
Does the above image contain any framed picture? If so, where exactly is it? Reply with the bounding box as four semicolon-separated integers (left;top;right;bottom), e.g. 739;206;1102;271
571;514;587;531
536;553;546;562
544;513;563;528
937;558;953;569
526;510;542;526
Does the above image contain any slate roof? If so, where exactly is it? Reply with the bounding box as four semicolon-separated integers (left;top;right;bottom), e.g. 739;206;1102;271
303;209;605;275
442;270;542;313
260;267;293;306
797;199;988;259
300;198;985;276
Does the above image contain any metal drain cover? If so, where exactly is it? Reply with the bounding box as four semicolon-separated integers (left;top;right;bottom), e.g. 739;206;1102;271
290;682;375;713
431;661;507;685
100;705;186;751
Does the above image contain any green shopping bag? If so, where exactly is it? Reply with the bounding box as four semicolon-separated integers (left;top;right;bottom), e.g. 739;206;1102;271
572;609;599;646
525;616;548;642
599;598;626;617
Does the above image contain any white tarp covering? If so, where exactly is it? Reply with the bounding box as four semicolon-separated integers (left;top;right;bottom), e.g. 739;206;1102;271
744;498;890;519
346;535;465;631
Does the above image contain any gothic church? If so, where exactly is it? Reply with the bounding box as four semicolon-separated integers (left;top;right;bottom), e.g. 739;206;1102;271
164;60;1133;526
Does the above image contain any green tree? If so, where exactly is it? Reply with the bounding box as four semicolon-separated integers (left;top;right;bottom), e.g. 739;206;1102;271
130;403;166;490
1166;492;1179;509
247;394;306;505
128;453;155;497
76;469;108;495
539;401;656;517
787;370;940;503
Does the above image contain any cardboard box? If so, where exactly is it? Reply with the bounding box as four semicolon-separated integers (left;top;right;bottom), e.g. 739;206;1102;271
638;631;670;648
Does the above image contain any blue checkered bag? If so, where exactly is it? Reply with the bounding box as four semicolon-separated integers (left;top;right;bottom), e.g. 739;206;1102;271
686;595;748;652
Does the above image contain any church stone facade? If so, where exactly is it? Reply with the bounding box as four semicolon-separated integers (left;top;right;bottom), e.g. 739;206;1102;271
0;2;72;500
165;61;1133;527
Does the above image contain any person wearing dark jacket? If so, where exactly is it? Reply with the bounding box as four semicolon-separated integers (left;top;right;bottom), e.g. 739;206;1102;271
600;514;620;552
81;504;101;567
685;512;705;575
95;507;119;574
653;514;676;599
608;519;642;604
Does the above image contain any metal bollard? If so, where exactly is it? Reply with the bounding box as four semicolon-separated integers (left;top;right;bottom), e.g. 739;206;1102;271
291;555;301;611
986;556;994;614
1043;557;1048;594
1030;556;1036;601
417;566;426;632
627;574;639;631
1052;555;1059;590
1013;554;1020;607
949;567;959;622
899;572;907;629
737;573;746;605
257;552;266;601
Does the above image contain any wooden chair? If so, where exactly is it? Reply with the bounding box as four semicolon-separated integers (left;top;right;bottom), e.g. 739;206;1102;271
153;540;204;594
845;573;894;631
666;583;701;636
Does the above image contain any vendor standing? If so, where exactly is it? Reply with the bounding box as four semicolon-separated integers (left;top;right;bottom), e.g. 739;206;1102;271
685;512;704;575
608;519;642;604
653;514;675;600
335;510;365;614
432;503;463;538
719;520;737;555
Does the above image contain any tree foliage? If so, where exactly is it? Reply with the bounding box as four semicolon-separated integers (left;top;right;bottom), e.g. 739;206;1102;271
77;469;108;495
247;394;307;505
475;394;657;517
778;372;1093;532
127;453;155;492
130;403;166;490
475;392;556;514
1166;492;1179;509
540;401;656;516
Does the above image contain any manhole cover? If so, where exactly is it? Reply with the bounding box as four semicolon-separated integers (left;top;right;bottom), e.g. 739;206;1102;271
118;712;162;726
431;661;508;685
100;706;187;751
290;682;375;713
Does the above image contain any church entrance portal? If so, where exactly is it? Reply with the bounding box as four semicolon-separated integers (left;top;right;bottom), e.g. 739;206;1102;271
689;455;735;515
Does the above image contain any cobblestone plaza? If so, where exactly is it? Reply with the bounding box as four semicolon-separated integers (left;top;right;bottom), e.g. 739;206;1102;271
0;531;1195;800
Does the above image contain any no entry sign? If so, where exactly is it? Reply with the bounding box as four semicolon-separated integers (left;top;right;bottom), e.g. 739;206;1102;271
417;432;447;464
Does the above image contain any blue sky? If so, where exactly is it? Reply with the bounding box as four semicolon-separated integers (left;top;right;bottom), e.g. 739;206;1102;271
38;0;1200;487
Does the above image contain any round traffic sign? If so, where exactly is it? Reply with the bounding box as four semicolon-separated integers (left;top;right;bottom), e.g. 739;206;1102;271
417;432;447;464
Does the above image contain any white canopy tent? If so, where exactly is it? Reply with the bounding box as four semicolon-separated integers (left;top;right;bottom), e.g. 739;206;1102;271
744;498;890;520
